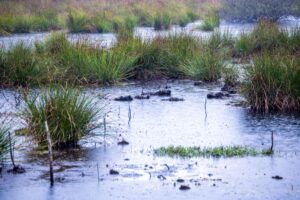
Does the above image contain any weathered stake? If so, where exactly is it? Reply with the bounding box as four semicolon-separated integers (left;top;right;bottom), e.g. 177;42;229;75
97;163;100;182
45;121;54;186
8;131;15;168
128;104;132;125
270;131;274;152
204;97;208;119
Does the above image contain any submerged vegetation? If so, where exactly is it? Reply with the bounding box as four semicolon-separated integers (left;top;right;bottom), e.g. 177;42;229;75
22;87;99;149
154;146;272;158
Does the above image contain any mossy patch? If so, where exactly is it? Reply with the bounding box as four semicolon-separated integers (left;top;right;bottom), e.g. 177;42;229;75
154;146;272;158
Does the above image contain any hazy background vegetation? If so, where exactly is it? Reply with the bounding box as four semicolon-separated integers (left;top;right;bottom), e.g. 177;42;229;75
220;0;300;22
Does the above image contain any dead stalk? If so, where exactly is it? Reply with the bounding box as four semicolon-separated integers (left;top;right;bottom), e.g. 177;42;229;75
97;163;100;182
270;131;274;152
128;104;132;125
204;97;207;119
45;121;54;186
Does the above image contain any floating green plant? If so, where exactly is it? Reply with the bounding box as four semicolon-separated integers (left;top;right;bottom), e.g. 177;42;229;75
154;145;272;158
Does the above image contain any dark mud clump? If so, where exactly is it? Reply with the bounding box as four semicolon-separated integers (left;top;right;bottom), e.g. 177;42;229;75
179;185;190;190
207;92;231;99
221;83;238;94
7;165;26;174
135;95;150;100
117;139;130;145
157;175;167;180
109;169;119;175
162;97;184;102
143;90;171;97
272;175;283;180
114;96;133;102
177;178;185;183
194;81;204;86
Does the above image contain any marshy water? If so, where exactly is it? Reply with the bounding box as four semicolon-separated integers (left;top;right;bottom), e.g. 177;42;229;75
1;17;300;49
1;18;300;200
0;80;300;200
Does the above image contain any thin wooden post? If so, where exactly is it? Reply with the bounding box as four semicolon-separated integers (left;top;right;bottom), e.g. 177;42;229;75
45;121;54;186
97;163;100;182
128;104;132;125
204;97;207;119
270;131;274;152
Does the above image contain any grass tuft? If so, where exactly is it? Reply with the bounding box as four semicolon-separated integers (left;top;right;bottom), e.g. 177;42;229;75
154;13;171;30
200;11;220;31
243;52;300;113
223;66;239;87
183;50;223;82
1;43;41;86
67;11;93;33
22;86;100;149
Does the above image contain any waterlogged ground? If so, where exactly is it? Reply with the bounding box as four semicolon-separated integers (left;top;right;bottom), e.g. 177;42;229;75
0;80;300;200
0;16;300;49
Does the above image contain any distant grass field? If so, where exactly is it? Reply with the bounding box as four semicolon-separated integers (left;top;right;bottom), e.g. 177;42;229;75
0;0;220;34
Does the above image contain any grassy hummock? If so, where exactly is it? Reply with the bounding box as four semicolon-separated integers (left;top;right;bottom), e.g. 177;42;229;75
154;146;272;158
235;20;300;56
243;52;300;113
22;86;100;149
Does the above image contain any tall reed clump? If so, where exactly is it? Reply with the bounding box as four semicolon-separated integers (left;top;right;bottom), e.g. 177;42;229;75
0;127;10;161
67;11;93;33
285;28;300;53
0;43;42;86
206;31;234;54
122;34;201;80
154;13;171;30
0;13;60;35
223;66;239;87
22;87;99;149
88;50;137;85
234;20;297;56
0;49;6;84
36;32;137;85
245;20;282;52
183;50;223;82
235;34;252;56
243;52;300;113
182;31;232;82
